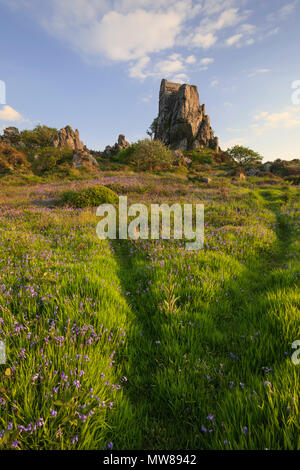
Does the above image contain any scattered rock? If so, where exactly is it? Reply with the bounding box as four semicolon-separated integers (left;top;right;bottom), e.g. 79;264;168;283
117;134;130;150
155;79;219;152
199;176;212;183
103;134;131;156
246;168;260;177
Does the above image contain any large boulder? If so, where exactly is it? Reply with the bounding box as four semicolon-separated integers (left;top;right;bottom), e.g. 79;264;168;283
52;125;84;151
72;149;99;169
246;168;260;177
155;79;219;152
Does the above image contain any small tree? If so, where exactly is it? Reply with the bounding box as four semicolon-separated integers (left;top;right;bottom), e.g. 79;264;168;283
130;139;172;171
227;145;263;168
20;124;58;148
146;117;158;140
32;147;73;174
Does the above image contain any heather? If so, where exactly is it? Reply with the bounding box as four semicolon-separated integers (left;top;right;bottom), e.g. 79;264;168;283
0;174;299;450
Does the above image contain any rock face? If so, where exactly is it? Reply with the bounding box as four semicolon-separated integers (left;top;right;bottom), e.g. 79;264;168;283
155;79;219;152
52;125;84;151
52;126;99;170
104;134;131;157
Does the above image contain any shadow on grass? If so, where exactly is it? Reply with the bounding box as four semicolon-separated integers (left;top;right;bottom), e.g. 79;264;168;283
109;190;299;449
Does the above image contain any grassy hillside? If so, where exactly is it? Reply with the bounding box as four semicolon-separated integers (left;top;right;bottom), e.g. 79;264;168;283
0;173;299;450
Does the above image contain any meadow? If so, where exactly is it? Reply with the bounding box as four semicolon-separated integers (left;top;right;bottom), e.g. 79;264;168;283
0;174;299;450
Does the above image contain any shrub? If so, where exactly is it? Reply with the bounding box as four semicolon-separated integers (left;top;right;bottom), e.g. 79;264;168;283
31;147;73;174
147;117;159;140
130;139;172;171
19;124;58;148
60;185;119;207
114;145;136;163
186;149;213;164
0;143;29;174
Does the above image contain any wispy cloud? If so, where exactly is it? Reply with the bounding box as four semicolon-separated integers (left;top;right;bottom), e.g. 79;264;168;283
0;0;297;81
248;68;271;78
252;106;300;135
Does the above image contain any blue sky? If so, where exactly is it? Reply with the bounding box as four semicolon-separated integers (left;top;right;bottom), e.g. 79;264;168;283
0;0;300;161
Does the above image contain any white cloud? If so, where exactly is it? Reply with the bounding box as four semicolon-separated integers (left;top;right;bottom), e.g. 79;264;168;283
191;32;218;49
129;53;195;82
170;73;189;84
226;33;243;46
0;105;24;121
202;0;238;16
188;6;249;50
253;107;300;135
238;23;256;34
0;0;293;81
129;56;151;79
210;79;219;87
84;9;184;61
279;1;298;19
185;55;196;64
154;58;185;76
267;1;298;23
248;68;271;78
200;57;214;65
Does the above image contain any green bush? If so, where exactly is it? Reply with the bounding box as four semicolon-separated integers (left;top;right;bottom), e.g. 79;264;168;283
60;185;119;207
186;149;213;164
114;145;137;163
130;139;172;171
19;124;58;148
32;147;73;174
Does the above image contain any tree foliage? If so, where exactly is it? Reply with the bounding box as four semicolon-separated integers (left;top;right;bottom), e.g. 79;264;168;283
20;124;58;148
227;145;263;167
130;139;172;171
146;117;158;140
32;147;73;174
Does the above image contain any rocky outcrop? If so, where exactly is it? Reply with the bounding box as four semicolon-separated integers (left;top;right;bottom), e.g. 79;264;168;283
3;126;19;140
52;126;100;170
155;79;219;152
0;127;21;145
52;125;84;151
104;134;131;157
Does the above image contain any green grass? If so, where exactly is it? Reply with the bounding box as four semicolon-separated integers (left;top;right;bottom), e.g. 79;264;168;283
0;178;299;449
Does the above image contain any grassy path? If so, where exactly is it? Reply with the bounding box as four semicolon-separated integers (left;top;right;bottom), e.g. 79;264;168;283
108;188;300;449
0;185;299;450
